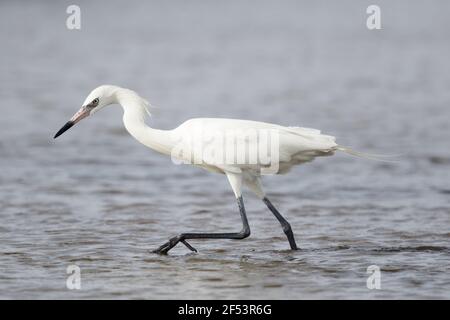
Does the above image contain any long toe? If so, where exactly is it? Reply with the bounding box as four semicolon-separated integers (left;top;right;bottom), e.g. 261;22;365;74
181;240;198;252
152;241;172;255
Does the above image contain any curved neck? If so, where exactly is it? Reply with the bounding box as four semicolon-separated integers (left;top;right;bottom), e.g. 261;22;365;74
117;93;173;156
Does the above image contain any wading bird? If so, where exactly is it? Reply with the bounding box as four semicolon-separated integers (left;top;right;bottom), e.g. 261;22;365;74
54;85;378;254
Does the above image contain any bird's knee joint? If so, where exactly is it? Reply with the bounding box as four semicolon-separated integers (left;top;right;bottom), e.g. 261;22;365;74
239;228;251;239
177;234;186;241
170;234;184;243
282;223;292;234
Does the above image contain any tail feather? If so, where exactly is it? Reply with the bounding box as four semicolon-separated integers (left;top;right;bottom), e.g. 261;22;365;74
337;145;400;162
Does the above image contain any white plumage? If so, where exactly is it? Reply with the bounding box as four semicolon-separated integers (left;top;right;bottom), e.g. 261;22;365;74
172;118;338;172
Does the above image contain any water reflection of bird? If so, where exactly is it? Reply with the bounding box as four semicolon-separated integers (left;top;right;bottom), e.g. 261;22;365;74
54;85;385;254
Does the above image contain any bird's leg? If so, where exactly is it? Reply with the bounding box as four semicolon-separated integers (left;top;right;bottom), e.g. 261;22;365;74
152;196;251;254
262;197;298;250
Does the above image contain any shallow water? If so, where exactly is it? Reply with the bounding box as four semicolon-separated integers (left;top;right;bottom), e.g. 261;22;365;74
0;0;450;299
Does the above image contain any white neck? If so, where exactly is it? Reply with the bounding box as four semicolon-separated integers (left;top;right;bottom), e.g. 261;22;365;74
115;90;173;156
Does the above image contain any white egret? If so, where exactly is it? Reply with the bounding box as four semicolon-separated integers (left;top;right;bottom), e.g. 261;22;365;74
54;85;382;254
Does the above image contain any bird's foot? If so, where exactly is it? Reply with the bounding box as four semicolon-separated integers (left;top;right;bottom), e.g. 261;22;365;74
152;236;198;255
180;239;197;252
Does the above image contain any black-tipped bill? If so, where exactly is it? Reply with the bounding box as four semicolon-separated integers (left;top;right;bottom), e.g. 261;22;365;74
53;106;91;139
54;121;75;139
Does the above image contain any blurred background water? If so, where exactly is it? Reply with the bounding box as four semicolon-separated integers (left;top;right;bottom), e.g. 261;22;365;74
0;0;449;299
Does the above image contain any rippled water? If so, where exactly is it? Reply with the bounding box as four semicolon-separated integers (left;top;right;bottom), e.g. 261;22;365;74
1;0;449;299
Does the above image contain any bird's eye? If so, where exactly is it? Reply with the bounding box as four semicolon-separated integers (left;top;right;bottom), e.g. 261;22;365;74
92;98;99;105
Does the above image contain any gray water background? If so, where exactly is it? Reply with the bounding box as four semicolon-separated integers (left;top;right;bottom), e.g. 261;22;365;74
0;0;449;299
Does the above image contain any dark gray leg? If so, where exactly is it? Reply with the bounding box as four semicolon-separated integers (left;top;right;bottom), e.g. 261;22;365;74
152;196;251;254
263;197;298;250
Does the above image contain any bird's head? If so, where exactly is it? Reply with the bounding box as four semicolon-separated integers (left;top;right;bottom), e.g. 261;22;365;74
54;85;119;138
